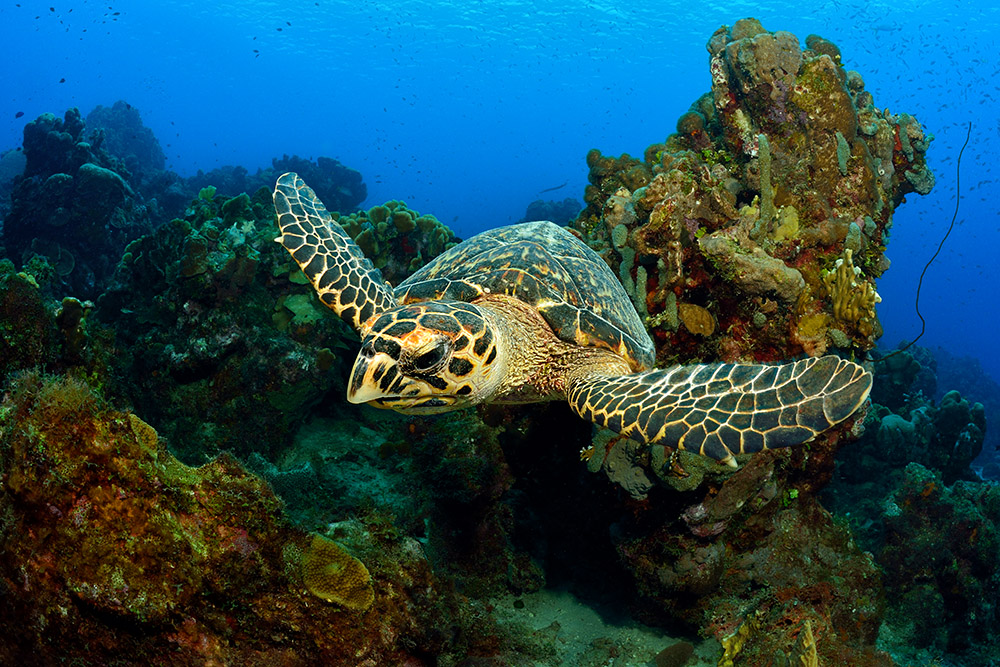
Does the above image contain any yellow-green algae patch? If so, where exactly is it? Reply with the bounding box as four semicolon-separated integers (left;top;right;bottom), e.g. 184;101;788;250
301;532;374;611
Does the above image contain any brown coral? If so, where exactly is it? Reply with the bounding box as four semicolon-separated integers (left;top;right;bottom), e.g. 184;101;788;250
301;533;375;611
677;303;715;336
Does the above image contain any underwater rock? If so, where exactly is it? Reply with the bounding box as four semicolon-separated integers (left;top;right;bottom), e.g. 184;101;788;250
187;154;368;216
519;196;584;226
85;100;167;185
3;108;154;298
614;447;890;665
877;463;1000;663
574;19;933;363
0;372;524;665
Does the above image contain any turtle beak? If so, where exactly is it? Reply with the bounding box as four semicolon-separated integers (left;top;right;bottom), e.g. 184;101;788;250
347;351;398;404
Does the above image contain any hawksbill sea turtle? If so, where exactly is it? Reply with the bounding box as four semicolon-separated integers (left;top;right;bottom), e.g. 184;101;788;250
272;172;871;467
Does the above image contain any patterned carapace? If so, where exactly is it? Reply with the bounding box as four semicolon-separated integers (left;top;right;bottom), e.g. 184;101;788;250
274;172;872;466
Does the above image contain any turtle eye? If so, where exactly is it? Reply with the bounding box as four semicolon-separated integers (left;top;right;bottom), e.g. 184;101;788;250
412;343;448;372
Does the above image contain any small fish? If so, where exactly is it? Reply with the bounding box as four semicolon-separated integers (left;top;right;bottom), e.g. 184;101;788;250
15;111;24;118
538;181;568;194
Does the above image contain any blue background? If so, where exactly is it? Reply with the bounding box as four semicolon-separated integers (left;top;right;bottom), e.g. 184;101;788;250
1;0;997;382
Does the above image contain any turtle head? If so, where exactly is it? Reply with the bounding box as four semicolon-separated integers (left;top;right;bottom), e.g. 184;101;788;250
347;301;505;414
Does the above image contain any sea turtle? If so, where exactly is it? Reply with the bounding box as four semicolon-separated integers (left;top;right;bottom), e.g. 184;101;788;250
273;172;871;466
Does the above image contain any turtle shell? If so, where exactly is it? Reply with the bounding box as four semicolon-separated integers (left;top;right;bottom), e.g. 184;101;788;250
394;221;654;372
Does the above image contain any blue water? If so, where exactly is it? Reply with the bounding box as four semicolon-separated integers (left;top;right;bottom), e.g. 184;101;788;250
2;0;998;382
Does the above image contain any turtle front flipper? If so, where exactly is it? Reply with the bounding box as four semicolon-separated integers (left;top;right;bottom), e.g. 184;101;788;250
273;172;397;331
567;355;871;466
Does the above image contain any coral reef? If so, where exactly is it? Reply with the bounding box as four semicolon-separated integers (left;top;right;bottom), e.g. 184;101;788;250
820;344;994;665
86;100;167;187
931;346;1000;474
519;196;584;226
876;464;1000;665
0;147;25;224
604;437;891;664
573;19;932;364
2;108;154;298
0;20;975;666
336;199;458;286
0;372;532;665
187;154;368;215
90;181;458;464
0;261;59;375
0;102;374;297
835;347;985;487
93;188;348;463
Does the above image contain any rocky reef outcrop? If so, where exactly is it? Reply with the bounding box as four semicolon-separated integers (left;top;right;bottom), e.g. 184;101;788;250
2;108;155;298
0;372;534;665
823;344;993;665
573;18;932;367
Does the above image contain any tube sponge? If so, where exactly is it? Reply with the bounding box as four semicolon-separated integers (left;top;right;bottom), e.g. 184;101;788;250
301;533;374;611
822;249;881;335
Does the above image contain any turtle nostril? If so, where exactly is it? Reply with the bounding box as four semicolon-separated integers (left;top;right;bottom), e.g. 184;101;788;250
361;345;375;359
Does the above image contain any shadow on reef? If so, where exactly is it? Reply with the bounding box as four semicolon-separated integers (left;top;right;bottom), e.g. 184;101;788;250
1;16;992;667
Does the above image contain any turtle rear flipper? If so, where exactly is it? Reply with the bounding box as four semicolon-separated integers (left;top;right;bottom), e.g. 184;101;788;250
568;355;871;466
273;172;397;331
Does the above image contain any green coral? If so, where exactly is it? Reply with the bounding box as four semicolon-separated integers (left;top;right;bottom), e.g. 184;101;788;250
334;201;457;285
773;206;799;241
221;193;253;226
835;131;850;176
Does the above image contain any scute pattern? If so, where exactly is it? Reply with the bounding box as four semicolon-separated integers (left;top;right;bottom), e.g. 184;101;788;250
567;355;872;462
395;221;654;372
273;172;397;331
